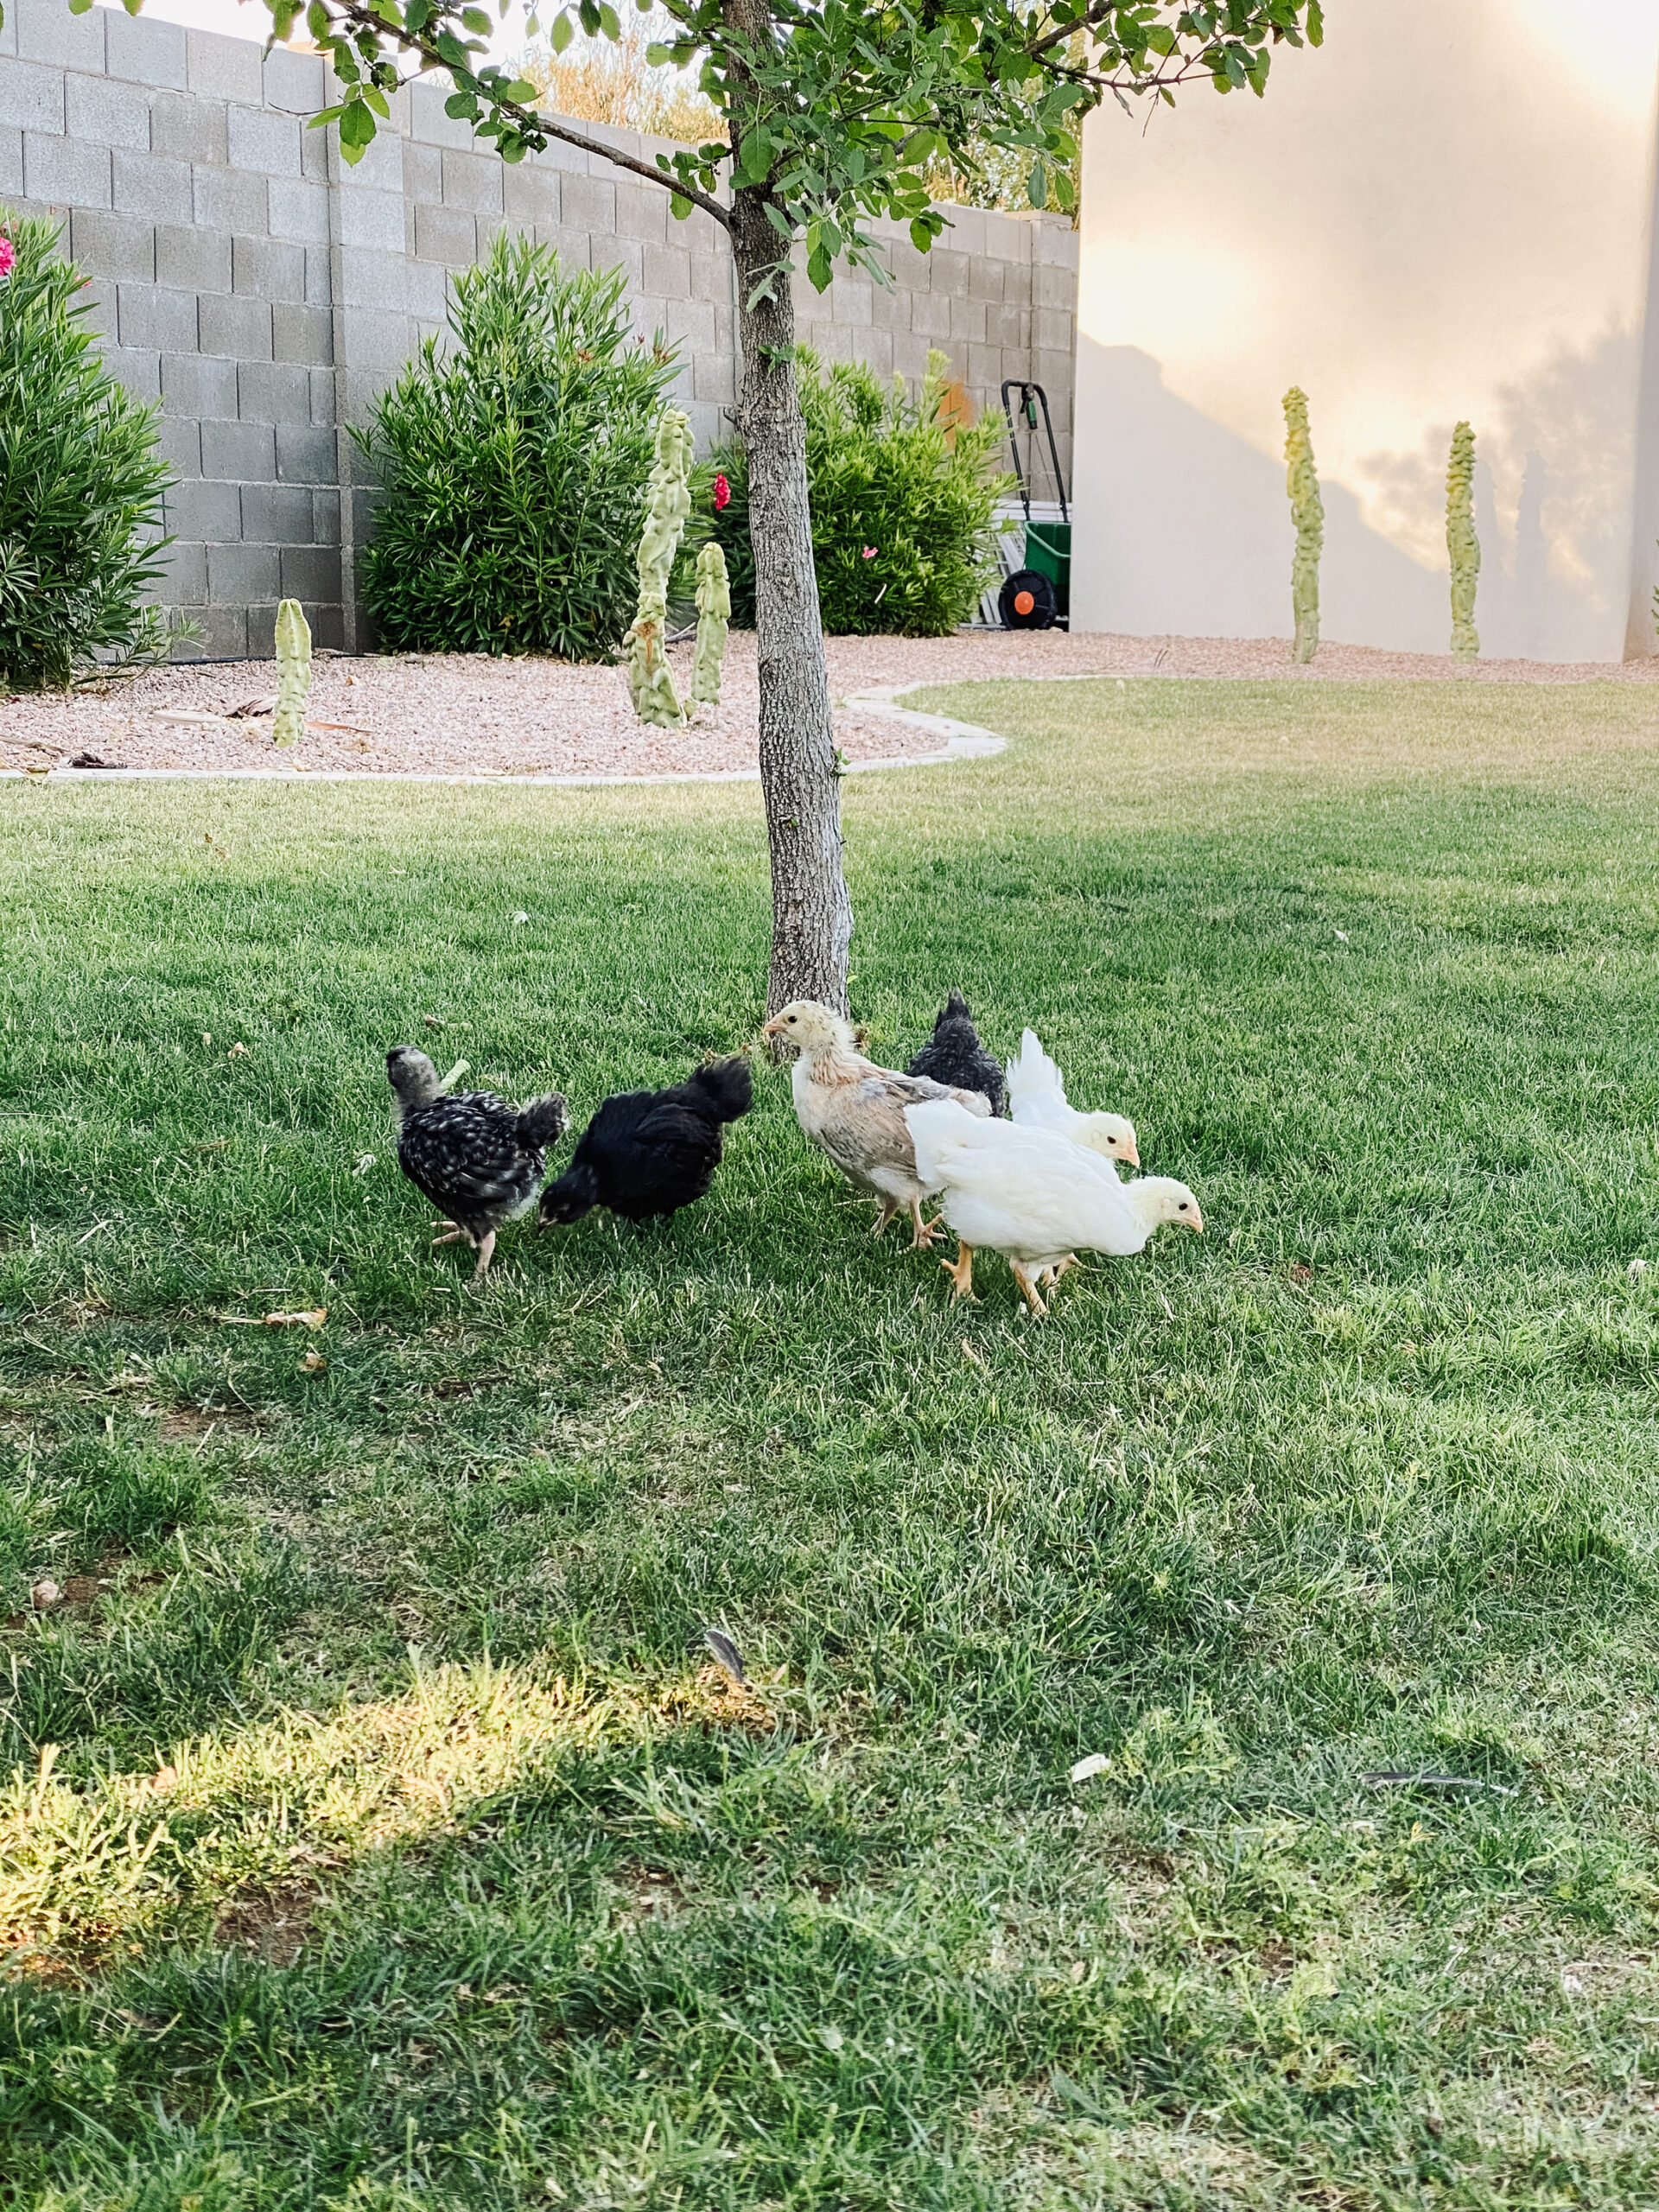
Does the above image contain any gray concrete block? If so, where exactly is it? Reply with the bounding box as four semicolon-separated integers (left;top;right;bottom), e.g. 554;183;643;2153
534;130;591;176
102;345;161;403
308;601;346;653
908;289;951;341
988;302;1028;353
112;151;194;226
276;423;338;483
0;58;63;133
244;600;278;657
199;291;273;361
0;125;22;197
23;132;111;207
985;211;1032;264
503;161;560;228
162;350;239;417
228;105;302;179
118;283;198;353
75;274;117;334
0;5;15;56
262;44;327;116
409;78;474;149
305;245;332;306
642;241;690;301
593;235;642;292
67;72;153;154
927;248;972;299
266;175;329;243
162;541;208;603
943;207;988;257
158;417;202;480
554;167;615;233
655;296;715;356
690;251;726;307
240;480;317;542
105;10;188;91
949;297;987;346
192;164;267;236
966;340;1001;391
414;201;476;264
156;222;231;295
165;475;242;543
403;258;448;321
1032;347;1073;400
189;605;250;656
336;124;404;194
16;2;104;71
312;488;341;544
339;187;404;251
860;326;894;379
538;225;590;273
615;181;668;248
968;253;1006;304
186;29;264;106
237;358;312;423
233;233;306;303
149;89;226;167
335;245;408;315
309;367;337;424
201;417;276;483
301;122;330;183
272;302;333;365
402;140;442;205
280;543;341;601
1033;306;1072;354
440;147;502;217
70;210;156;283
691;348;735;405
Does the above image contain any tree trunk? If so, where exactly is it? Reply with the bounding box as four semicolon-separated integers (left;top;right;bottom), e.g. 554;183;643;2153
728;183;854;1017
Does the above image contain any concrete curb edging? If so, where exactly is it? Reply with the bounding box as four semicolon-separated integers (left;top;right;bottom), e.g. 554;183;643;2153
0;685;1007;789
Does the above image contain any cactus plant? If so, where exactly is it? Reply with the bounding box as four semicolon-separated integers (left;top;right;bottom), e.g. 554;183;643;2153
691;542;730;708
272;597;311;747
626;408;694;728
1282;386;1323;664
1446;421;1480;660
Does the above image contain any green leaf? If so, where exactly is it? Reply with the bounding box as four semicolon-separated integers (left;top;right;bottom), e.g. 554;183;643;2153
308;0;331;39
461;7;493;33
499;79;541;104
598;2;622;37
550;9;575;52
645;41;671;66
670;194;693;220
445;91;480;119
338;100;379;149
309;105;347;130
908;216;935;254
1027;156;1047;209
1307;0;1325;47
67;0;93;14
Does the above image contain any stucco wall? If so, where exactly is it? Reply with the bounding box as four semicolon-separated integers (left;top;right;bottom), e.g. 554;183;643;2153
1;0;1077;655
1071;0;1659;663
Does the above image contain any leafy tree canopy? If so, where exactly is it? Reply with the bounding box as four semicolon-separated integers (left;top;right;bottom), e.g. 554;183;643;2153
42;1;1322;289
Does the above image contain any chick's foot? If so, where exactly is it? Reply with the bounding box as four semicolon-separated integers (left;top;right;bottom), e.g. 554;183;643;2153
1009;1261;1049;1318
942;1242;976;1300
907;1200;943;1249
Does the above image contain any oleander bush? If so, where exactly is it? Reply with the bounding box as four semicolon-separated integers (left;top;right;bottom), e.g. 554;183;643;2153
0;211;176;691
709;346;1010;635
354;233;686;660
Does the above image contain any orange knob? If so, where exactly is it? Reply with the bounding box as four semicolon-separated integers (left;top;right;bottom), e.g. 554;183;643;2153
1014;588;1034;617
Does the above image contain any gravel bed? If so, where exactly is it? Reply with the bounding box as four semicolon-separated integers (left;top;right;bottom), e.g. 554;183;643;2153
5;628;1656;780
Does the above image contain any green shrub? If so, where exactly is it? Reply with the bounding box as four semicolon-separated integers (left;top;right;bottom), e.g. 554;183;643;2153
0;211;176;691
710;346;1010;635
353;233;684;660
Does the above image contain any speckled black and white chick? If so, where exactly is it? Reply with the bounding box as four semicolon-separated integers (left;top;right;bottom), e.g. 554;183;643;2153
386;1047;567;1279
906;991;1006;1116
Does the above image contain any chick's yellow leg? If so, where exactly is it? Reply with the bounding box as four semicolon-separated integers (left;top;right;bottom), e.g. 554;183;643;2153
1009;1261;1049;1318
471;1229;497;1281
1040;1254;1079;1289
431;1223;467;1248
907;1198;942;1250
941;1242;976;1300
871;1198;899;1237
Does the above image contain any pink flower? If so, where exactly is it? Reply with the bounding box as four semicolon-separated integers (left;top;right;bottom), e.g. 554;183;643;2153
861;545;876;560
0;233;13;281
713;471;731;513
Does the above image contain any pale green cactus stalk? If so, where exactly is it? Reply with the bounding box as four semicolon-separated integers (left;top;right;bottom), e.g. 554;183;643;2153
1446;421;1480;660
272;597;311;747
627;408;694;728
691;542;730;708
1282;386;1323;664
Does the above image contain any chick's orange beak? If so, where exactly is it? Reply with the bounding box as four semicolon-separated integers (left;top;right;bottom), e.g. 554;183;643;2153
1123;1136;1141;1168
1186;1205;1205;1234
760;1014;785;1039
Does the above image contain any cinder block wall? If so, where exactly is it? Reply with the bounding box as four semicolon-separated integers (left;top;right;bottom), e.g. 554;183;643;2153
2;0;1078;656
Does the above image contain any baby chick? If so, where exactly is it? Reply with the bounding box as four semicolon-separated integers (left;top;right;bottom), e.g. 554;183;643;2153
906;990;1006;1116
386;1046;566;1279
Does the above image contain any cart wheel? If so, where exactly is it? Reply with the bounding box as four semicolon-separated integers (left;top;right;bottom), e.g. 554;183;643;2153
1000;568;1058;630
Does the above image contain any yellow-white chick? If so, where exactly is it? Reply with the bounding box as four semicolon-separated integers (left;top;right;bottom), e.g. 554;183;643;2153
1005;1028;1139;1170
905;1097;1200;1315
763;1000;991;1247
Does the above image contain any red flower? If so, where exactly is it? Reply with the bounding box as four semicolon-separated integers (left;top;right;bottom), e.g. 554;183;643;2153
0;234;13;282
861;546;876;560
713;472;731;513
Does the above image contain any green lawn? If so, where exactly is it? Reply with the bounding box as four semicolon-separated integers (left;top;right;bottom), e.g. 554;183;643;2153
3;676;1658;2210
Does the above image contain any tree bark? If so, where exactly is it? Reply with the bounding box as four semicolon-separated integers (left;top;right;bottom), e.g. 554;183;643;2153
726;161;854;1016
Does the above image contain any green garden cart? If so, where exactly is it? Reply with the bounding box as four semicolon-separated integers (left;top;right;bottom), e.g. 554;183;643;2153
996;380;1071;631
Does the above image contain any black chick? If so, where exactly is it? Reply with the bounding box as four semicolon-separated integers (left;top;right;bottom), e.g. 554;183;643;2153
386;1046;567;1278
906;990;1006;1116
539;1056;753;1227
